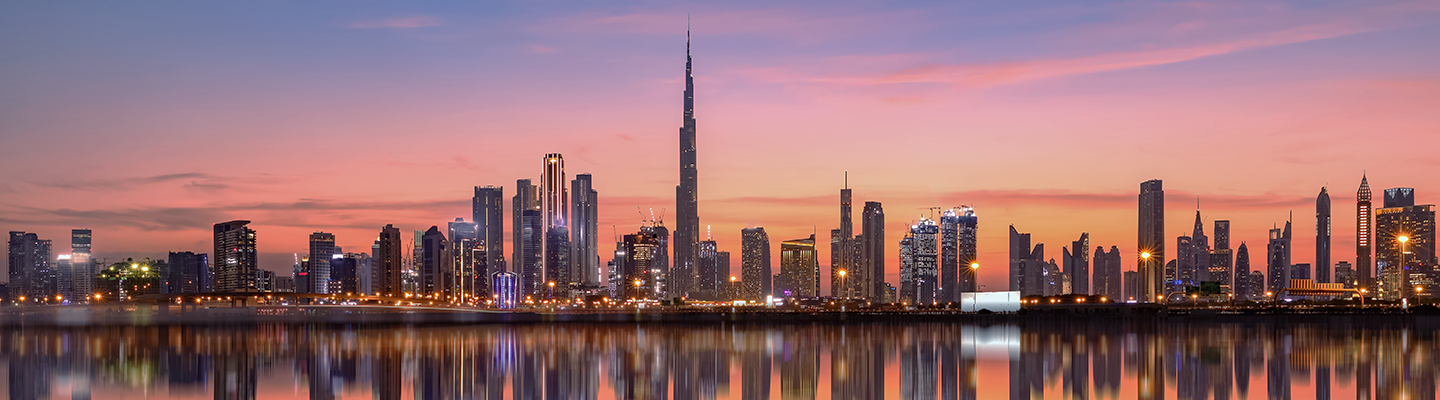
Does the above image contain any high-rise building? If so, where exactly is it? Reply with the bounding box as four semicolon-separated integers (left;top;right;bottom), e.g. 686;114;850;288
570;174;599;286
1266;221;1292;295
213;220;257;293
1123;270;1138;301
695;239;725;299
8;232;53;300
674;28;701;304
306;232;335;294
1008;225;1031;293
1316;187;1332;283
1334;261;1355;289
70;229;94;300
861;201;885;301
1211;220;1233;292
419;226;447;296
741;227;771;300
832;177;854;299
620;227;663;300
1065;233;1090;294
540;154;570;295
374;224;404;296
1290;263;1311;281
1138;179;1165;302
1235;242;1252;300
640;222;669;298
1093;245;1122;300
1375;188;1435;299
940;206;978;301
1357;175;1374;289
473;186;505;279
778;234;819;298
519;208;543;297
330;253;364;295
166;251;209;294
899;220;938;304
448;218;481;298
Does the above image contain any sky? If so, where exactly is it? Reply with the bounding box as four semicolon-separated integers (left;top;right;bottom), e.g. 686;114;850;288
2;0;1439;291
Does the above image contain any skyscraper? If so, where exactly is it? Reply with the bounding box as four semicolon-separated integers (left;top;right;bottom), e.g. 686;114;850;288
620;230;662;300
374;224;403;296
1357;175;1374;289
1067;233;1090;294
1266;221;1292;295
939;207;977;302
953;207;979;295
778;234;819;298
419;226;447;296
213;220;257;293
7;232;52;300
540;154;569;294
695;239;719;299
571;174;599;286
70;229;94;299
901;220;938;304
1374;188;1435;299
513;178;540;279
832;177;854;299
448;218;480;297
473;185;505;278
307;232;335;294
1235;242;1252;300
1009;225;1031;293
1316;186;1332;283
520;209;543;297
861;201;885;301
674;28;701;302
741;227;771;300
1093;245;1122;300
1211;220;1233;292
1138;179;1165;302
166;251;209;294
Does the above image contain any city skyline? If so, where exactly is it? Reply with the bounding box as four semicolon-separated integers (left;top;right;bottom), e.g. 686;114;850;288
3;2;1440;292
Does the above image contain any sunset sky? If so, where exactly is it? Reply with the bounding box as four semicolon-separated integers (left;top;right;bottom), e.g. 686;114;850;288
2;1;1439;290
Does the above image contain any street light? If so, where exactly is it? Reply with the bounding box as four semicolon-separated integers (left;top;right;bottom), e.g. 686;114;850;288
838;270;847;299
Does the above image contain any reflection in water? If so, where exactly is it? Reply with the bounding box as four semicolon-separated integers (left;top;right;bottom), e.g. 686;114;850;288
2;320;1438;399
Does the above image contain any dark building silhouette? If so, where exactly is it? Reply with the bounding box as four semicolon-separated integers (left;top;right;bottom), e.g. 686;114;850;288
899;220;937;304
1235;242;1254;300
861;201;886;301
419;226;447;296
1317;186;1332;283
741;227;771;300
1267;221;1292;295
1093;245;1123;300
1065;233;1090;294
1211;220;1234;293
1357;175;1374;289
213;220;257;293
674;28;701;306
8;231;53;300
941;206;979;299
1138;179;1165;302
832;178;855;298
374;224;403;296
513;178;540;284
570;174;599;286
473;185;505;282
165;251;209;294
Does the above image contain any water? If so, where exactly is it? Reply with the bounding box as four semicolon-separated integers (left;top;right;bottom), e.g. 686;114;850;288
2;320;1436;399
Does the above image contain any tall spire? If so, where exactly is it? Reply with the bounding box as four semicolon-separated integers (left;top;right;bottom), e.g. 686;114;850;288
674;19;700;299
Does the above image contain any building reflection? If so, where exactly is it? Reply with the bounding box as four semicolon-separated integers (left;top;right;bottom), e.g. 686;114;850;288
1;319;1439;399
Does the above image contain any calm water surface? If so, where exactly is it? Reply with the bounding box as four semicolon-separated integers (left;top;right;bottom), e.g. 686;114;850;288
2;320;1437;399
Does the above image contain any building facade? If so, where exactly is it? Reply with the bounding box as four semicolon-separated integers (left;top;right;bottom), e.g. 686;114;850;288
741;227;771;300
213;220;257;293
1138;179;1165;302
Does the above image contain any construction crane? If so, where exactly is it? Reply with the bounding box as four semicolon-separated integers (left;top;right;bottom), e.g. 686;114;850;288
917;207;943;220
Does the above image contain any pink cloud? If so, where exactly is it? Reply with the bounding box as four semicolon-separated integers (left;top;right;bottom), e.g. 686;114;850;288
350;16;442;29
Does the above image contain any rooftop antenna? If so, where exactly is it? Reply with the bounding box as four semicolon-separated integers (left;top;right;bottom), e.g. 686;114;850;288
845;170;848;189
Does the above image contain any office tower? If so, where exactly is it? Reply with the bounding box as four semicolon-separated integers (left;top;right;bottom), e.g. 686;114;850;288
1235;242;1252;299
1266;221;1292;294
1009;225;1031;292
694;239;719;299
940;206;978;301
1093;245;1123;300
513;178;539;271
419;226;447;296
899;220;938;304
1138;179;1165;302
674;28;702;305
69;229;93;299
374;224;403;296
520;209;543;297
1290;263;1311;281
861;201;885;301
621;229;662;300
1211;220;1233;292
448;218;480;298
1374;188;1435;299
717;250;731;294
306;232;335;294
213;220;257;293
1066;233;1090;294
166;252;208;294
540;154;570;294
1357;175;1374;289
330;253;362;295
571;174;599;286
741;227;771;300
54;254;72;301
1335;261;1355;288
1124;271;1138;301
832;177;854;299
778;234;819;298
640;222;669;298
473;186;505;279
1314;186;1332;283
